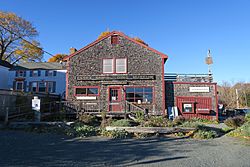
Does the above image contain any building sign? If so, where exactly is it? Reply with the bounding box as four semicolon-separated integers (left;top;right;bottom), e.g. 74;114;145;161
189;87;210;93
76;75;156;81
32;96;40;111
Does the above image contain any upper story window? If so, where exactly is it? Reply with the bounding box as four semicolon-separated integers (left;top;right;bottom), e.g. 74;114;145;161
111;35;119;45
103;58;127;74
30;70;41;77
116;58;127;73
75;87;99;96
103;59;114;73
45;70;57;77
16;70;26;77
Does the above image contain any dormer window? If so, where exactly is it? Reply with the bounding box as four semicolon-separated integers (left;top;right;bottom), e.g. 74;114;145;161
111;35;119;45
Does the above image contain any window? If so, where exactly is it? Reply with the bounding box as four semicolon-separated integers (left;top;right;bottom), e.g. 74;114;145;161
111;35;119;44
31;82;37;92
103;58;127;74
16;70;25;77
33;70;39;77
38;82;46;92
116;58;127;73
75;87;99;96
126;87;153;104
103;59;113;73
46;70;56;77
30;81;55;93
47;82;53;93
182;103;194;113
16;81;23;90
30;70;40;77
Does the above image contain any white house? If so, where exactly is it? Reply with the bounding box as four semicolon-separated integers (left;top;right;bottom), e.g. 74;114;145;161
0;60;12;90
8;62;66;97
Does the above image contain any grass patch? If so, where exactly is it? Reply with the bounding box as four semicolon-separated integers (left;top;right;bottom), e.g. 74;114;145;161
110;119;134;127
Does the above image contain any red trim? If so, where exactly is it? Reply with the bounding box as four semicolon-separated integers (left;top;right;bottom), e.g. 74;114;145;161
63;31;168;61
124;86;155;104
102;58;128;74
108;86;123;112
65;61;69;100
162;58;166;115
215;83;219;121
73;86;100;96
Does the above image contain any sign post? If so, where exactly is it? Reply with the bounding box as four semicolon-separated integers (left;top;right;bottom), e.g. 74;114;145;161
32;96;41;122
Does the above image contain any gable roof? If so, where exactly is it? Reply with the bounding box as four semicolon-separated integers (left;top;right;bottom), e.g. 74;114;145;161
10;62;66;71
63;31;168;60
0;60;12;68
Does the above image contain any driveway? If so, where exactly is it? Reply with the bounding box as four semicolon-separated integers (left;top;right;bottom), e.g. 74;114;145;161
0;130;249;167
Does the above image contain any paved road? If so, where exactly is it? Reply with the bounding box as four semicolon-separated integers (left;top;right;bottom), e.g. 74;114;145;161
0;130;249;167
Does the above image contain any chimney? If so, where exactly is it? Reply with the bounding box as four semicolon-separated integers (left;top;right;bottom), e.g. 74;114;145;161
70;47;77;54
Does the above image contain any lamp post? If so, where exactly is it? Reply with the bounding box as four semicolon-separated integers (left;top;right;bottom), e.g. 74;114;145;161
205;49;213;82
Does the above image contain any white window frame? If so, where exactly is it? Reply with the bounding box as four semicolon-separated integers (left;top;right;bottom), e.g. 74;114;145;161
47;70;54;77
32;70;39;77
115;58;127;73
16;81;24;91
103;59;114;73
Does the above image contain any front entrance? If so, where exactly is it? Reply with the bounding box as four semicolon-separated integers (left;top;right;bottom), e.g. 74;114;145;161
109;87;123;112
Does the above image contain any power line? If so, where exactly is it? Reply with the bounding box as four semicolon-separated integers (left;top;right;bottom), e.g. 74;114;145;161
0;24;54;56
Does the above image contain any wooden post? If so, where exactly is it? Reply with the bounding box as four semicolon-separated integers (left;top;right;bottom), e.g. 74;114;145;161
49;102;52;113
4;107;9;125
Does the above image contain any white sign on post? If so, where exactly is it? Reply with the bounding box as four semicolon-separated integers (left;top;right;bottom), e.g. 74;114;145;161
32;96;41;122
32;96;41;111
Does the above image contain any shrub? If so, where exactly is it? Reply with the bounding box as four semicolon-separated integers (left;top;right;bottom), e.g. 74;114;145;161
143;116;171;127
193;130;217;139
78;114;99;126
245;113;250;122
224;116;246;129
73;124;97;137
180;121;200;128
228;122;250;138
134;111;145;122
110;119;133;127
101;129;131;139
173;116;186;125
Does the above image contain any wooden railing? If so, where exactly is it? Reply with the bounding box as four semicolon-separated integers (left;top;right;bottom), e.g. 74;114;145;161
125;101;145;113
62;100;146;115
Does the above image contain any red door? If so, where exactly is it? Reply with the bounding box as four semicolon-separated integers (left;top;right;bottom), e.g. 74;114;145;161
109;87;122;112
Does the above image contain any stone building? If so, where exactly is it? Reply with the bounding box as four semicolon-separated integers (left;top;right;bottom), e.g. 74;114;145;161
165;74;218;120
64;31;168;115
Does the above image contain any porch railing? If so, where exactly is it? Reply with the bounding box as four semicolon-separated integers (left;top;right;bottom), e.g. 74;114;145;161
62;100;146;115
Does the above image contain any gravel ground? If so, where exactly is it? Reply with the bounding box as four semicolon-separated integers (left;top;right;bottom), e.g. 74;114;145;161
0;130;249;167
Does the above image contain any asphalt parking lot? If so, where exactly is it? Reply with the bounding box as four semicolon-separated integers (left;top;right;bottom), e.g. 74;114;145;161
0;130;249;167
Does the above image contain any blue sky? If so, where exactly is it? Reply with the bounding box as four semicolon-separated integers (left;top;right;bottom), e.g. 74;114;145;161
1;0;250;84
